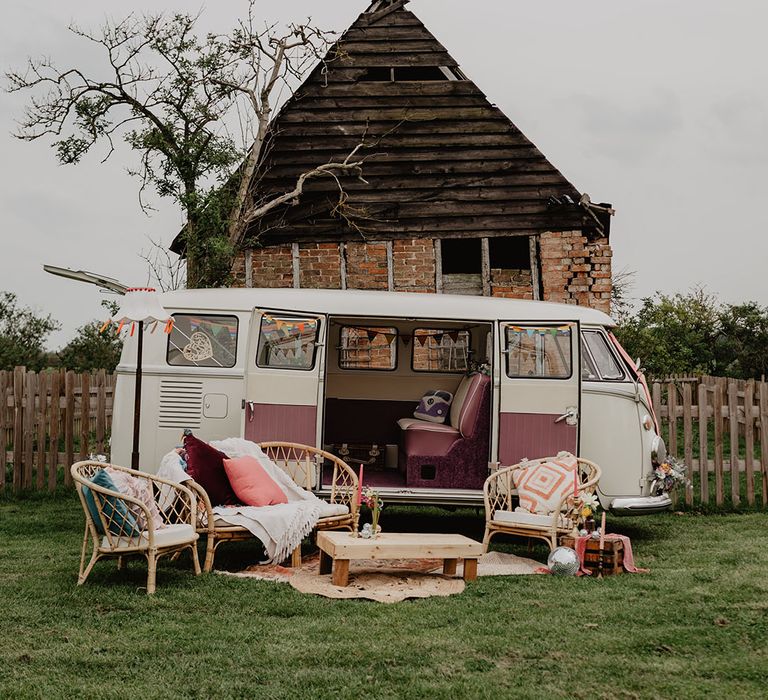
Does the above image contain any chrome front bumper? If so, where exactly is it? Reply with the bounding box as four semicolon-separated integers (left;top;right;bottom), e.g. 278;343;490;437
609;494;672;515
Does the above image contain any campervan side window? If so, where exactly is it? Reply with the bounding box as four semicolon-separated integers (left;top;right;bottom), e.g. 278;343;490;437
505;325;572;379
583;331;625;381
339;326;397;371
256;315;319;370
412;329;470;373
167;314;238;368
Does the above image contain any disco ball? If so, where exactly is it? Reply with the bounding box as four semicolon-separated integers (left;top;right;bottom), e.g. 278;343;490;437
547;546;580;576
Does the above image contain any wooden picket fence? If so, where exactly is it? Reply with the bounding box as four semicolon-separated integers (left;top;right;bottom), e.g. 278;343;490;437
1;367;116;494
650;375;768;508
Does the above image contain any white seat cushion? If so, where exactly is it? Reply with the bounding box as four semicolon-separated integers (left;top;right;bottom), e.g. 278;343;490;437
318;502;350;519
102;523;197;549
397;417;460;434
493;509;568;529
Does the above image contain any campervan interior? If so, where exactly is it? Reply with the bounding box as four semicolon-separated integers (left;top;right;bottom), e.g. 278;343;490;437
323;316;493;491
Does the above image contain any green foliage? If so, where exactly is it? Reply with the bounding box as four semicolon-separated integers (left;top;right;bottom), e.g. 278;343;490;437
57;321;123;373
615;289;768;379
0;292;60;371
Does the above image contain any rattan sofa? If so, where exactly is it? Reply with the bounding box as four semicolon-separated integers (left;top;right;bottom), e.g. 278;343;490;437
187;442;360;572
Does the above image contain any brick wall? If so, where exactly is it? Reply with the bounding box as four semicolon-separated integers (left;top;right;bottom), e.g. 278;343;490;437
234;233;611;313
344;242;389;290
298;243;342;289
392;239;435;293
539;230;612;313
490;269;534;299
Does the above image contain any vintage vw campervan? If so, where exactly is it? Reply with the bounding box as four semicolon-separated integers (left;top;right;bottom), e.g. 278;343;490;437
106;287;669;514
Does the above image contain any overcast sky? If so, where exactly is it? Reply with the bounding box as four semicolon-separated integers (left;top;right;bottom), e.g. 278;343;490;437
2;0;767;348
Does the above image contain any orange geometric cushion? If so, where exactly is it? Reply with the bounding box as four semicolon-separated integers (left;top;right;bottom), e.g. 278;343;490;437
223;456;289;507
512;452;578;514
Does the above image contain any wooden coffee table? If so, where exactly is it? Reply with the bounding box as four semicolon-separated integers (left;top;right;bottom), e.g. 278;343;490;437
316;531;484;587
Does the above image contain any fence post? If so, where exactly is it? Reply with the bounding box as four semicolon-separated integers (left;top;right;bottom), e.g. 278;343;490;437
728;381;740;506
683;383;693;506
0;371;7;494
667;382;678;457
713;383;724;506
12;367;24;493
96;370;106;455
745;381;755;506
698;383;709;505
49;371;61;492
36;371;48;490
64;371;75;486
79;372;90;461
760;381;768;506
23;371;37;490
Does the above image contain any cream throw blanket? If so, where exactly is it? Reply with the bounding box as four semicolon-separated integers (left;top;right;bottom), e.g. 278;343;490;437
158;438;324;564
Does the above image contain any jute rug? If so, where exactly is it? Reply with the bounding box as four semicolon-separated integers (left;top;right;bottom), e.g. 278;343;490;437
218;551;546;603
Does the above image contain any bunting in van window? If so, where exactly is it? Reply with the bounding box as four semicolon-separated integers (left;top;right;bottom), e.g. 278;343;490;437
506;323;574;337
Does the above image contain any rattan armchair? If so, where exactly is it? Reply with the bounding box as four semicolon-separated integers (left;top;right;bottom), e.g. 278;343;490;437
188;442;359;572
483;456;602;552
72;461;201;594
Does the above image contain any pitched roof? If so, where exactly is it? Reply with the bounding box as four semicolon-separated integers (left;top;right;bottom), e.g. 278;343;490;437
241;2;602;246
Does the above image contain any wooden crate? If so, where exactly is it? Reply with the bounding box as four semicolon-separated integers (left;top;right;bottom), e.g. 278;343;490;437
561;536;624;576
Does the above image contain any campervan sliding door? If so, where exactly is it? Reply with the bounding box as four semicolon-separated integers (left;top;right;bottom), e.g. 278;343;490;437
498;321;581;465
243;308;327;446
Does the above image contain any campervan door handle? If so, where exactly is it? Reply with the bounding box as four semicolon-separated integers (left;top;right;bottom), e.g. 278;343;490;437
555;407;578;426
247;401;255;422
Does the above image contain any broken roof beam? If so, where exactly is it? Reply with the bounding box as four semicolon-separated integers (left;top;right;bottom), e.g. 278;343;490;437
365;0;411;26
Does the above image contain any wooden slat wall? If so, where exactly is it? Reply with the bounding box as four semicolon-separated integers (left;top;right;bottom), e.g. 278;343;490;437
238;5;595;245
1;368;116;494
650;375;768;508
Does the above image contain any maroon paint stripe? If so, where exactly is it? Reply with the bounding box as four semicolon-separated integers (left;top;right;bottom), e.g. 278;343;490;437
244;403;317;446
498;412;577;465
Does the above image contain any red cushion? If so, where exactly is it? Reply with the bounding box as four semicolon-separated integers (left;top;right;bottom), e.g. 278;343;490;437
223;456;289;507
184;434;238;506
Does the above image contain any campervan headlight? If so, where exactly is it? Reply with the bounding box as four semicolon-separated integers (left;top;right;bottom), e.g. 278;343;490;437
651;435;667;467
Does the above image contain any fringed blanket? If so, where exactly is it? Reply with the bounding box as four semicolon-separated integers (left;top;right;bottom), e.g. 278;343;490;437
158;438;323;563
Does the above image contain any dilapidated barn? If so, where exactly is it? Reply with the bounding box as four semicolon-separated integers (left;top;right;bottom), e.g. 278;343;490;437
231;0;614;312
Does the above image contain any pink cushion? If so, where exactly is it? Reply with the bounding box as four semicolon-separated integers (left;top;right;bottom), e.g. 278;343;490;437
223;456;288;507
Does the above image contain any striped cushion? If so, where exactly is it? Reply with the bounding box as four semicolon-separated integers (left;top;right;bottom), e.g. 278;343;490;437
512;452;578;514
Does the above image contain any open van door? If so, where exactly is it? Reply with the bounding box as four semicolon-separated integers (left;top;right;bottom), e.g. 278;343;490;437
497;320;581;465
243;308;327;446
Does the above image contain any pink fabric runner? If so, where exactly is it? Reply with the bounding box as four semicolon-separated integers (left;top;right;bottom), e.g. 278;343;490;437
573;534;649;575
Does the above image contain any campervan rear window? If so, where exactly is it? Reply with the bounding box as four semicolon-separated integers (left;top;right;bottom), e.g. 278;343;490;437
167;314;238;368
257;315;319;370
412;329;470;373
339;326;397;371
505;325;572;379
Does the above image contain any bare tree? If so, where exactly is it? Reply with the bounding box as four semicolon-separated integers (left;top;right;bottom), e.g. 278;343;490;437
7;5;370;288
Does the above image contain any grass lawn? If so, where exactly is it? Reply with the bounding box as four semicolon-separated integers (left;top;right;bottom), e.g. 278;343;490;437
1;496;767;699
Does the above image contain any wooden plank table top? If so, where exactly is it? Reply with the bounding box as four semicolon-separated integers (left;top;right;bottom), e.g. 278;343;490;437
316;531;483;587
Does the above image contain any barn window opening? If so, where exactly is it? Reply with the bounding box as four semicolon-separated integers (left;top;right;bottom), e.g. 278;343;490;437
441;239;481;274
360;66;461;82
440;238;483;295
489;237;531;270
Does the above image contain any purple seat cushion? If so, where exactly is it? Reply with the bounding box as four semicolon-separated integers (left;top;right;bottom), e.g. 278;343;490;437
184;434;238;506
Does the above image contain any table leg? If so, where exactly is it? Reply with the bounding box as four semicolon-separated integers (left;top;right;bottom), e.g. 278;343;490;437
443;558;458;576
319;550;333;575
332;559;350;587
463;558;478;582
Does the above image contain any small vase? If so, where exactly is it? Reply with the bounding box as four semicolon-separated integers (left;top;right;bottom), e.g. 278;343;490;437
371;508;381;539
584;516;596;534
